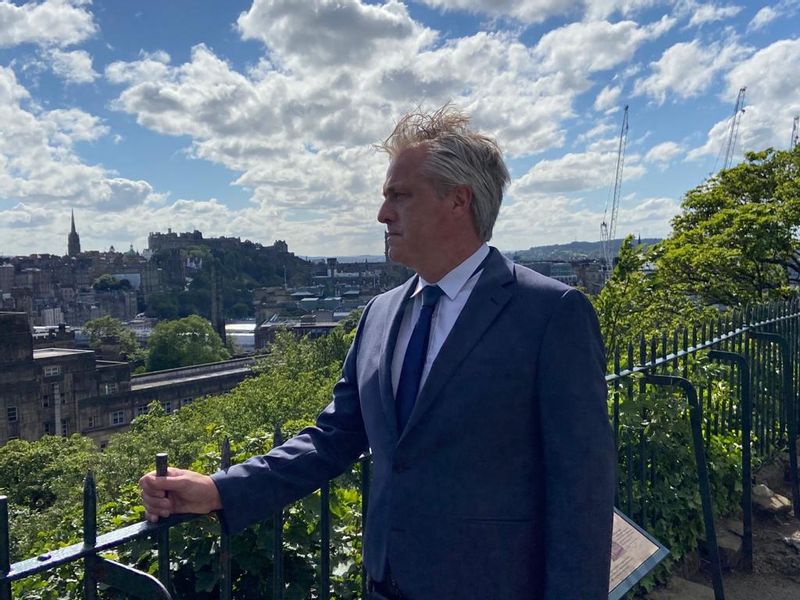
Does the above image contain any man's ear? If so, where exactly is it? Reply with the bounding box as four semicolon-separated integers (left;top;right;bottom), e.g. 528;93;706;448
450;185;473;216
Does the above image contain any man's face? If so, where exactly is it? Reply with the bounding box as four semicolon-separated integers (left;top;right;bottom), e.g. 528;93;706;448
378;146;453;275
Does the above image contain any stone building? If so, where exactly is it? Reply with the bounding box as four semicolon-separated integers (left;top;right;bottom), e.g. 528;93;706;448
0;312;254;448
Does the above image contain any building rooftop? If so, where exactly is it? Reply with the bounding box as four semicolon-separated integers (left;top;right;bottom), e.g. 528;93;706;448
33;347;94;360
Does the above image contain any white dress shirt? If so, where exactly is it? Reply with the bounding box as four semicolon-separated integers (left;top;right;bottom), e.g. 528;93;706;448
391;244;490;396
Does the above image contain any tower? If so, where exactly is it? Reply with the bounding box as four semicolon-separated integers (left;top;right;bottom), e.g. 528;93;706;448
67;210;81;257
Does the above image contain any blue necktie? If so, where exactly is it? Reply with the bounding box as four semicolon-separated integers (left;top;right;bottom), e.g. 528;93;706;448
396;284;445;432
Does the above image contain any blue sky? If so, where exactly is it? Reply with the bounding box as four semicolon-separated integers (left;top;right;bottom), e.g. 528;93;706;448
0;0;798;257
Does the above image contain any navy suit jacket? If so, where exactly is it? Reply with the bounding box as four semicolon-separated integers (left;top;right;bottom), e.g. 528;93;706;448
212;248;615;599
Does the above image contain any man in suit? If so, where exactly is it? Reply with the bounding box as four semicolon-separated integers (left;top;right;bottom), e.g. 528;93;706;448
140;106;615;599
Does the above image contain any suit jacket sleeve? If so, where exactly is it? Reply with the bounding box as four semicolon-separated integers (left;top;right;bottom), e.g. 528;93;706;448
210;301;373;534
537;288;615;600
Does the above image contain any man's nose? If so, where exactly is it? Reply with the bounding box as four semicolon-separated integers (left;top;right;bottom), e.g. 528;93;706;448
377;198;393;224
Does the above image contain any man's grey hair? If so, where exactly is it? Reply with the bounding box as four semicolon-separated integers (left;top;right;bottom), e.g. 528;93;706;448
378;105;510;242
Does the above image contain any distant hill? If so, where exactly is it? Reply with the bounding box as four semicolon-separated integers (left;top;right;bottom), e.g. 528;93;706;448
509;238;661;262
324;239;663;264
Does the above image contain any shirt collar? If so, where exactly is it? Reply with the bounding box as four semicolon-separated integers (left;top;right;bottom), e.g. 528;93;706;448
413;244;490;301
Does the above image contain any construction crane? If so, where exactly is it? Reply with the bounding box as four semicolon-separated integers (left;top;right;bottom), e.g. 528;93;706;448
722;87;746;170
791;116;799;150
600;105;629;280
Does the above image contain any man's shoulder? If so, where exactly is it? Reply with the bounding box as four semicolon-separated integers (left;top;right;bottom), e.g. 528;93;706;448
509;259;574;298
360;276;413;319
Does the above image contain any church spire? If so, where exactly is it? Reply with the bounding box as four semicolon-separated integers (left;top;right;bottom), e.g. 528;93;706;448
68;209;81;257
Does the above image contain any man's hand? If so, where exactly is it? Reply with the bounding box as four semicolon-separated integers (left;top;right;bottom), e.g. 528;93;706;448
139;467;222;523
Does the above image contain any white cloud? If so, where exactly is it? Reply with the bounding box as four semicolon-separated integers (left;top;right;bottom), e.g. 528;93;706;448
577;121;617;144
0;66;156;215
594;84;622;112
748;6;778;31
413;0;577;23
531;17;673;75
237;0;435;71
583;0;665;20
688;39;800;161
46;48;97;83
644;141;683;163
96;3;685;255
413;0;663;23
634;38;750;104
493;191;677;249
513;149;646;195
687;3;742;27
0;202;55;229
105;50;171;84
0;0;96;48
747;2;799;32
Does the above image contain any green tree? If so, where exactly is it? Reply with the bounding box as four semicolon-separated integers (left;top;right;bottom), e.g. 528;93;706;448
83;316;142;361
0;435;98;511
593;237;715;360
145;292;179;320
146;315;231;371
92;274;131;291
657;146;800;306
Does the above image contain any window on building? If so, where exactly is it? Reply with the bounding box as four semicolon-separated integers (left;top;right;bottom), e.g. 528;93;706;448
41;396;50;408
61;419;68;437
43;365;61;377
102;382;119;396
135;404;148;416
111;411;125;426
43;422;53;435
52;383;65;404
88;416;97;429
162;401;172;414
180;398;192;407
7;406;18;422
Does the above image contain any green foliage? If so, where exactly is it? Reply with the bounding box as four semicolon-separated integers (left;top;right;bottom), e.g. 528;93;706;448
92;274;131;292
8;325;358;599
83;315;144;363
0;435;98;511
593;236;715;359
145;315;231;371
145;244;312;320
613;360;743;592
144;292;179;320
657;147;800;306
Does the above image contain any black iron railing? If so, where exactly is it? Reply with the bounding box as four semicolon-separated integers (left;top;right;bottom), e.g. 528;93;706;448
2;302;800;599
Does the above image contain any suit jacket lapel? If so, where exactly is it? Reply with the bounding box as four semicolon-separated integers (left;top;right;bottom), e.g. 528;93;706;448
400;249;514;440
378;275;417;441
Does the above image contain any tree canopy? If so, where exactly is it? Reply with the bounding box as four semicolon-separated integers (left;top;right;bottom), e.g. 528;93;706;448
145;315;231;371
82;315;143;362
92;274;131;291
657;146;800;306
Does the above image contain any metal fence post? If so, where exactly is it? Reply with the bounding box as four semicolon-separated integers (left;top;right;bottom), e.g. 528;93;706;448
219;438;232;600
708;350;753;572
155;453;172;594
320;480;330;600
272;425;284;600
0;496;10;600
645;374;725;600
749;332;800;519
360;458;370;599
83;472;98;599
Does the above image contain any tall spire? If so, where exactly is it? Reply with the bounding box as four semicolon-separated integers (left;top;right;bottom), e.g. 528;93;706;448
68;209;81;257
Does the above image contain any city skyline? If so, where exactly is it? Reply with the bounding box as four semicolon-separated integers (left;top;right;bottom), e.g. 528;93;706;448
0;0;798;257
